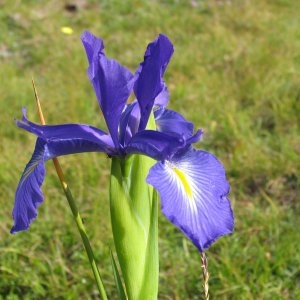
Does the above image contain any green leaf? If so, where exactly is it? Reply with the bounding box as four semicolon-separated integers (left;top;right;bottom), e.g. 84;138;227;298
110;250;127;300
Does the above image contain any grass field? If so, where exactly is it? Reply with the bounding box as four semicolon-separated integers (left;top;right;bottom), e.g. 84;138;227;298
0;0;299;299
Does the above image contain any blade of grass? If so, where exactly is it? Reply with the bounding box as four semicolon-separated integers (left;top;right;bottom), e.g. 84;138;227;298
32;78;108;300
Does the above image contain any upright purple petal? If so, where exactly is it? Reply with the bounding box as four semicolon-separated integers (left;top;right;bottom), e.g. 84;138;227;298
11;138;46;233
81;31;134;147
147;148;234;251
118;87;171;147
81;30;105;66
154;83;169;106
134;34;174;131
155;107;195;137
119;101;141;146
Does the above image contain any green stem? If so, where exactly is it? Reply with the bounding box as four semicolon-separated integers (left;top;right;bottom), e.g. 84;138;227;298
110;156;158;299
53;159;108;300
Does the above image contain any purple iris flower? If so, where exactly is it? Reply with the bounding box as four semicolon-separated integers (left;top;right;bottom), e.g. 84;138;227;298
11;31;234;251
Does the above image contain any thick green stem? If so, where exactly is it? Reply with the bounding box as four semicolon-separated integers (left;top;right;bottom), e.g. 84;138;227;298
110;155;158;300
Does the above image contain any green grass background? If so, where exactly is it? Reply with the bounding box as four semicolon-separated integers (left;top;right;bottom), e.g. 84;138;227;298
0;0;299;299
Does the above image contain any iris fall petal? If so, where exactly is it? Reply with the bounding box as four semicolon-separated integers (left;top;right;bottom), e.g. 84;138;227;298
126;130;186;160
147;148;234;251
17;109;115;155
11;138;46;233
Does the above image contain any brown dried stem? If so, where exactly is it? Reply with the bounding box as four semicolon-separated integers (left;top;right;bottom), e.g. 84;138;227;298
201;252;209;300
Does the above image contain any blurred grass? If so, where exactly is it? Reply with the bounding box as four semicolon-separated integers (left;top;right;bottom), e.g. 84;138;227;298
0;0;299;299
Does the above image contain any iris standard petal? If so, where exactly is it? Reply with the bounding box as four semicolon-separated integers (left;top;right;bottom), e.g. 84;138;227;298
126;130;186;160
154;107;194;137
119;101;141;146
81;30;105;65
154;83;169;106
119;84;170;146
81;31;134;147
11;138;46;233
146;148;234;251
134;34;174;131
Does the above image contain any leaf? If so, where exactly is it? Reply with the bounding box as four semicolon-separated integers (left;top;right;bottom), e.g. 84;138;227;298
110;250;127;300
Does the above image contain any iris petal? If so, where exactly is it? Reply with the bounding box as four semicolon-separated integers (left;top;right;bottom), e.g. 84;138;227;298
155;107;195;137
11;138;46;233
11;127;116;234
119;101;141;146
44;138;113;159
11;108;120;233
81;30;105;66
154;83;169;106
126;130;186;161
81;31;134;147
147;148;234;251
17;109;116;155
134;34;174;131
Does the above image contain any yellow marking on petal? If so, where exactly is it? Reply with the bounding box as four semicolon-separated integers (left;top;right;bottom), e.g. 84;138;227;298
61;26;73;35
174;167;193;199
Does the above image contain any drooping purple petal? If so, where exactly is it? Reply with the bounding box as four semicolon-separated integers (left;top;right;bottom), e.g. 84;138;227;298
11;121;117;234
11;107;121;233
11;138;46;233
17;108;116;155
44;138;113;159
134;34;174;131
147;148;234;251
81;31;134;148
126;130;186;160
